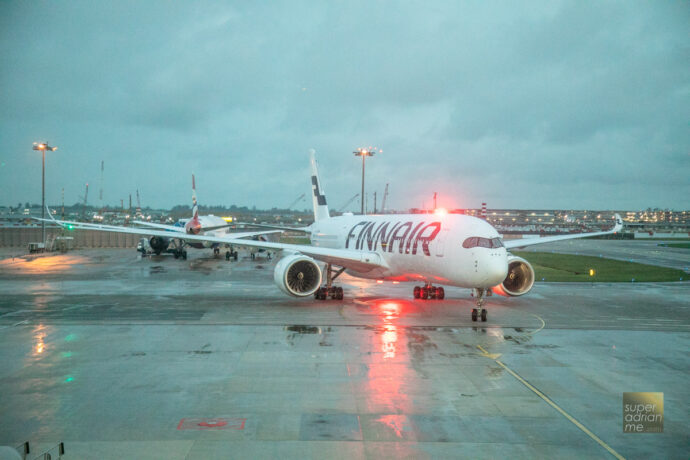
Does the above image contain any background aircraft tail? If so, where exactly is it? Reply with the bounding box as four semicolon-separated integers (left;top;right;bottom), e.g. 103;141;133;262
309;149;330;222
192;174;199;219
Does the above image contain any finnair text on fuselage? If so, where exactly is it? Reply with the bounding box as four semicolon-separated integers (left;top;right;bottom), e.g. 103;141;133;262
345;219;441;255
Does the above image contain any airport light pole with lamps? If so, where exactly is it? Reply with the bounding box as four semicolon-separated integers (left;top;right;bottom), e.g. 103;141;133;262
353;147;381;215
33;142;58;245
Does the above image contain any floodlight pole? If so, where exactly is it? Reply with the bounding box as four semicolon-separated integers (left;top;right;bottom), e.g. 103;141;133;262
361;154;366;214
33;142;57;245
42;148;45;242
354;147;380;215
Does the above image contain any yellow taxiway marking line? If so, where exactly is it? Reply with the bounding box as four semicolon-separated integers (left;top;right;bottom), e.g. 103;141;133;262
527;313;546;335
477;345;625;460
476;344;502;360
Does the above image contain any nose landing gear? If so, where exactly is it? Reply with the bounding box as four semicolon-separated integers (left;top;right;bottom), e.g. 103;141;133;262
471;288;489;322
413;283;445;300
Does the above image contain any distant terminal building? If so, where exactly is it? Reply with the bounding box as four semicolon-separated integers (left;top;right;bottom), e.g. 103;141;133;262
407;207;689;238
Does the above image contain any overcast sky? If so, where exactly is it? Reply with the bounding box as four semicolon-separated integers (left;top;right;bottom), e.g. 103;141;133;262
1;1;688;212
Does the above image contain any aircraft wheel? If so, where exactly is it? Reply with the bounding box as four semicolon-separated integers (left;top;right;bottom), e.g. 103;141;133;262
336;287;344;300
174;252;179;259
233;252;238;261
413;286;421;299
436;287;445;299
226;251;231;261
420;287;428;300
481;309;487;322
471;309;478;322
182;251;187;260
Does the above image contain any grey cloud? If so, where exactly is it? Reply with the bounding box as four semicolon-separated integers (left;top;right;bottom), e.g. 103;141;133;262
1;0;688;210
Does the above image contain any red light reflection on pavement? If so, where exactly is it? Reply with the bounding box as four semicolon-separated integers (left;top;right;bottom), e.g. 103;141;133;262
363;299;413;415
177;417;245;430
374;414;415;439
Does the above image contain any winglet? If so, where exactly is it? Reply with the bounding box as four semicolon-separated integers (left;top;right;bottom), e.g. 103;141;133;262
612;213;623;233
45;205;60;225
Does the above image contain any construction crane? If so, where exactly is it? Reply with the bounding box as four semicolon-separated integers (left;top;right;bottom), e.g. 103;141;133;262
78;183;89;219
135;189;143;218
380;183;389;213
99;160;104;204
79;183;89;208
286;193;306;210
338;194;359;213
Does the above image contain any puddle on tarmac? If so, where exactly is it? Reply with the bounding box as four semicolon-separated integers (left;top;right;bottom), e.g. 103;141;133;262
285;325;321;334
149;266;166;274
188;260;213;275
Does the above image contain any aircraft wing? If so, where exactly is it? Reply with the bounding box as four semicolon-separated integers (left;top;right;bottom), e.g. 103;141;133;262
35;218;282;241
133;220;241;233
45;218;385;272
503;214;624;250
240;222;312;233
133;221;186;233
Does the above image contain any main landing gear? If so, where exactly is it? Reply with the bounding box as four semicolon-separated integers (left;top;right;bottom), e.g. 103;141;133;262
315;263;345;300
171;240;187;260
471;288;490;322
413;283;445;300
225;250;238;261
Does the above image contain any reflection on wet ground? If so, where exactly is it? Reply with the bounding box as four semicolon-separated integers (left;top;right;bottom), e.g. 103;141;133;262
0;254;90;274
0;248;688;458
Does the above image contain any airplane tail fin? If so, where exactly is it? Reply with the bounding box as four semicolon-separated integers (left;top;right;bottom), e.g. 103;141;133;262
309;149;330;222
192;174;198;219
613;213;623;233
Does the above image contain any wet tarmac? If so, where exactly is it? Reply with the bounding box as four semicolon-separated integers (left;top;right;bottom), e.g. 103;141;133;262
0;244;688;459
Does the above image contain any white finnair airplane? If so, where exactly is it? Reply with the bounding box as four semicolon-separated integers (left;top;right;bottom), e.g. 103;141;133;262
48;150;623;322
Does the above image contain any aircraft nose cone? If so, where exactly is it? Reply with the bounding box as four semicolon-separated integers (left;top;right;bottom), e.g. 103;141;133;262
483;251;508;286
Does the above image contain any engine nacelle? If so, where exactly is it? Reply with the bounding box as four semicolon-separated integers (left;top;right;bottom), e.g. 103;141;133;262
149;236;169;254
274;254;322;297
493;255;535;297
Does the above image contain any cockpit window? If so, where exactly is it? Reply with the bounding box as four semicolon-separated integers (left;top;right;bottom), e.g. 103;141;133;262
462;236;504;249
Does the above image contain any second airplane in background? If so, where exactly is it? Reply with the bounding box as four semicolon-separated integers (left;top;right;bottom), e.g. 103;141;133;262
50;174;280;260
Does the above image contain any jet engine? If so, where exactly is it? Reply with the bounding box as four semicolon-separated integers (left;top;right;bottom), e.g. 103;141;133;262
148;236;170;255
493;255;535;296
274;254;322;297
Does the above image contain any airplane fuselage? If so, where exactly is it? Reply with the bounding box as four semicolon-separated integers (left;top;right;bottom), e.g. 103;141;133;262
310;213;508;288
182;215;230;249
